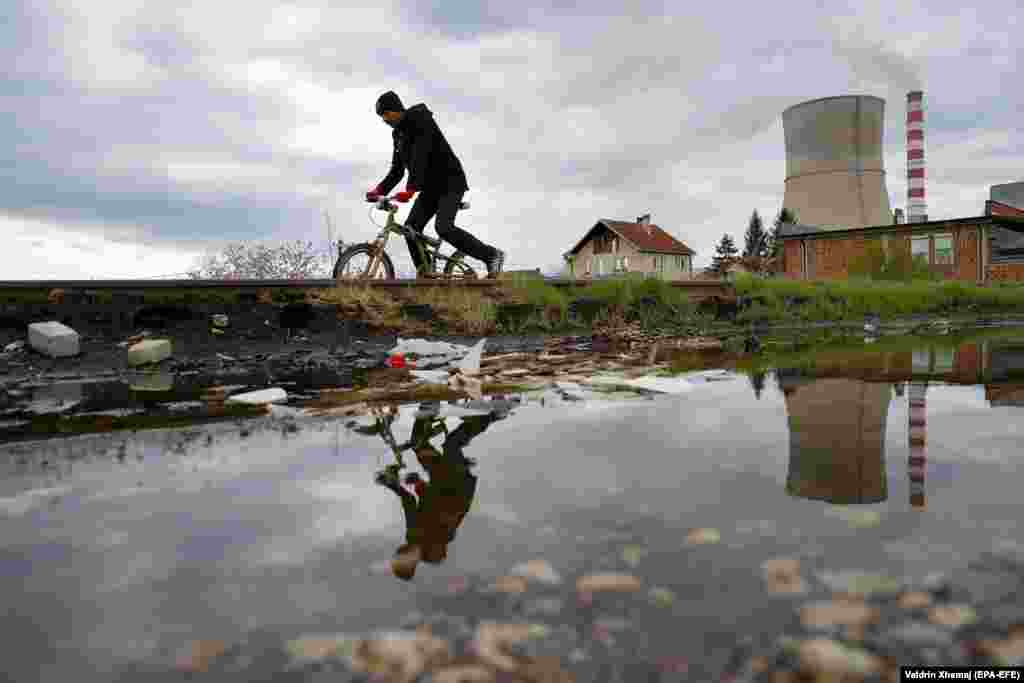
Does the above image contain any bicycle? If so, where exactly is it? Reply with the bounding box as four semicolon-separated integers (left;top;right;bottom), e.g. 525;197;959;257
333;194;480;281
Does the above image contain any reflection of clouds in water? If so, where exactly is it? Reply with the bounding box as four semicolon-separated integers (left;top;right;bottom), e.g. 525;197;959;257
0;485;73;516
925;385;988;413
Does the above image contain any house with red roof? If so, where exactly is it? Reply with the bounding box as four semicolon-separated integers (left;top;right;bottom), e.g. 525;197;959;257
563;214;696;280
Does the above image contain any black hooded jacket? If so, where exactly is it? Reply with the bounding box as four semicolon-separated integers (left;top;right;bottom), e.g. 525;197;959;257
378;103;469;195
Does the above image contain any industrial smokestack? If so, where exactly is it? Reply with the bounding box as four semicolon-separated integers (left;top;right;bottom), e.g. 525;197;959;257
908;381;927;510
906;91;927;223
782;95;892;229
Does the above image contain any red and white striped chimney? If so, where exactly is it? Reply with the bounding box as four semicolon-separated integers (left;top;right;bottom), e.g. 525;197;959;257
908;381;927;510
906;91;927;223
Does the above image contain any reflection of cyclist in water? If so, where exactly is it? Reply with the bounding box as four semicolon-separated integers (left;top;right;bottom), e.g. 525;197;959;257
375;401;506;580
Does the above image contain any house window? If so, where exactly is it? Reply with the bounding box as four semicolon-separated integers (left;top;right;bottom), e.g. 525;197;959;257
934;234;954;265
911;236;929;263
934;346;954;373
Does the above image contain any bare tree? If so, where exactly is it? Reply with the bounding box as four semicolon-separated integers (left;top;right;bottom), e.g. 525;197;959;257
186;239;339;280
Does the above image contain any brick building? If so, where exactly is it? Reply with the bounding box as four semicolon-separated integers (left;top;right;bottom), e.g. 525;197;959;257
778;200;1024;282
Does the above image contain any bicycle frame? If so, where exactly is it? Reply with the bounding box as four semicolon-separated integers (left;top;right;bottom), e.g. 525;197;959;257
369;404;449;468
355;196;472;280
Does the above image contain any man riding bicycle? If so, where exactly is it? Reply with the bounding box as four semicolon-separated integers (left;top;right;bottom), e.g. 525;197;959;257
366;91;505;278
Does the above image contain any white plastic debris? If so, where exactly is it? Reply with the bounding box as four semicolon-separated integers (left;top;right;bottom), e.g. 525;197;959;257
390;338;468;357
456;338;488;376
430;404;494;418
28;321;80;358
127;339;172;367
267;404;306;419
216;353;237;362
409;370;451;384
389;337;484;369
211;314;229;328
3;340;26;353
226;387;288;405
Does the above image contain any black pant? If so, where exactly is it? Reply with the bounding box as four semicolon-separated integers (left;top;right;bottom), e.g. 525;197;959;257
404;190;498;272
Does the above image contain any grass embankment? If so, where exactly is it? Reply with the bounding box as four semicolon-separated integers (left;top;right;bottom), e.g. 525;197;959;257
320;273;711;336
732;274;1024;323
10;273;1024;334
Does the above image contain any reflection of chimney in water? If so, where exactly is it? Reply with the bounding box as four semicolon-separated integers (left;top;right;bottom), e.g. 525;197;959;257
908;382;927;510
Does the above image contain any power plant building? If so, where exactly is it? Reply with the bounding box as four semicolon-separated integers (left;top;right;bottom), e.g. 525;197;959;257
777;93;1024;282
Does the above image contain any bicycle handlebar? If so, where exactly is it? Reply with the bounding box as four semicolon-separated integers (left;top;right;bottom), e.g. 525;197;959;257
366;196;470;211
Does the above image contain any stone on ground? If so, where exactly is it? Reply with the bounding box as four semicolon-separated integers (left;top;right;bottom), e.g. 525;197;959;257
28;321;80;358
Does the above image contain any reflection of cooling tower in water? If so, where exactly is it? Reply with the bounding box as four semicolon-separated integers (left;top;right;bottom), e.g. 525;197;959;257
908;382;927;510
780;376;891;504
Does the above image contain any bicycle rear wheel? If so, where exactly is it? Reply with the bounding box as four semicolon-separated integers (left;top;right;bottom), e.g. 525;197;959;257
334;243;396;280
443;252;478;279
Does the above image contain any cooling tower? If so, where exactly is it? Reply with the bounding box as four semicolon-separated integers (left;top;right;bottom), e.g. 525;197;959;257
782;95;892;229
991;181;1024;210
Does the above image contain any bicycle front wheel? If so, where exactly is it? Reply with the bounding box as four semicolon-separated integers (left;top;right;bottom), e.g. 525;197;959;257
334;243;396;281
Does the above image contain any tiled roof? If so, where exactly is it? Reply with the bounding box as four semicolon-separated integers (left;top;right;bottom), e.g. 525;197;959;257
568;220;695;256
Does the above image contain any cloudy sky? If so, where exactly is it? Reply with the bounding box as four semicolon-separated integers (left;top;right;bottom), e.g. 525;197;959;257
2;1;1022;279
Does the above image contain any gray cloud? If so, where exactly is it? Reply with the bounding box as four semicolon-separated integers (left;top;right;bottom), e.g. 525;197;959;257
0;1;1021;277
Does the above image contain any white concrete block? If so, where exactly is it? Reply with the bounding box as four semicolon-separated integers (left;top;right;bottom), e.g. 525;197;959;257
28;321;80;358
226;388;288;405
127;339;173;367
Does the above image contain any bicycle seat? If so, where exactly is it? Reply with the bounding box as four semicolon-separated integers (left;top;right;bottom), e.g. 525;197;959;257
458;201;470;210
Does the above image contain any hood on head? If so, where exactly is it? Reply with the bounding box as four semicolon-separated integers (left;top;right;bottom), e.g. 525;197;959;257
395;103;432;130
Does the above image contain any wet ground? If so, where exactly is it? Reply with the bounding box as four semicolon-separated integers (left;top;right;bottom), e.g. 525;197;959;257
3;321;1024;681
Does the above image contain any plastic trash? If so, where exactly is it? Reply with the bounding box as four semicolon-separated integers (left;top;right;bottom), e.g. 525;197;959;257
388;353;409;369
433;404;493;418
267;404;306;419
456;338;487;376
226;387;288;405
410;370;450;384
2;340;26;354
127;339;172;367
211;314;229;328
28;321;80;358
390;338;469;357
388;337;486;369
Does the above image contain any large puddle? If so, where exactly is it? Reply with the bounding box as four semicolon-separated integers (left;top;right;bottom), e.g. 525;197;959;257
3;328;1024;681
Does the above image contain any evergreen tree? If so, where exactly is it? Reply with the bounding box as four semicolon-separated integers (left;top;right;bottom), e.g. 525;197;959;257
766;208;796;259
709;233;739;275
742;210;767;258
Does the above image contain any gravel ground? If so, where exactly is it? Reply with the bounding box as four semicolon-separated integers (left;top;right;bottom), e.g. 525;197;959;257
107;542;1024;682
